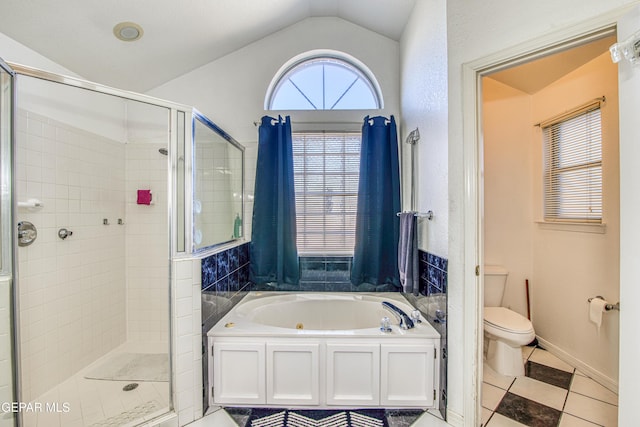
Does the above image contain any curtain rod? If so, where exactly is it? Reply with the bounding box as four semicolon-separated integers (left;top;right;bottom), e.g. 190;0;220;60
534;96;605;128
253;120;364;127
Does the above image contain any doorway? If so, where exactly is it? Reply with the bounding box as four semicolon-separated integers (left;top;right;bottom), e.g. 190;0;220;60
480;34;620;426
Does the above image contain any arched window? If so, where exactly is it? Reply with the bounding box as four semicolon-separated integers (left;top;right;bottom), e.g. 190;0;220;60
263;51;384;255
266;53;383;110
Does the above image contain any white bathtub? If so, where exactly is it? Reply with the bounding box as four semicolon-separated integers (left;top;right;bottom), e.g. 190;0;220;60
207;292;441;409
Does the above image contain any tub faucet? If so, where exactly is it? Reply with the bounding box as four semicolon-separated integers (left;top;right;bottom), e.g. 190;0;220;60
382;301;415;330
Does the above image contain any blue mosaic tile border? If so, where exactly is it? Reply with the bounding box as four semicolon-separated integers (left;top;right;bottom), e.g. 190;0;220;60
202;243;250;292
419;250;448;296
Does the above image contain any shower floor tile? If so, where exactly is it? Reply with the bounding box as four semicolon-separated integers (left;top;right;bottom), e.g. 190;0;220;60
23;344;171;427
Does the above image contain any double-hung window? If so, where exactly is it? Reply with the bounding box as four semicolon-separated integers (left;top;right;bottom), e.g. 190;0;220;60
542;104;602;223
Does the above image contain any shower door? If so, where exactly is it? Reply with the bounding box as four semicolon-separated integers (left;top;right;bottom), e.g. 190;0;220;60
0;58;16;427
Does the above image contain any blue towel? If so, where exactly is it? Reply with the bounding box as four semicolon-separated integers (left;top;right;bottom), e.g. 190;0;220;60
398;212;419;294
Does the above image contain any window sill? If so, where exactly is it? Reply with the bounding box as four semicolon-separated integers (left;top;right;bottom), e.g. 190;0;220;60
535;221;606;234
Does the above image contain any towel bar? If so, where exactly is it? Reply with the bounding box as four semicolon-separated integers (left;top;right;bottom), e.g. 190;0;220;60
396;210;434;220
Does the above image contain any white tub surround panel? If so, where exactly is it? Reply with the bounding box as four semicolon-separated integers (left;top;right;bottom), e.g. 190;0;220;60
327;343;380;406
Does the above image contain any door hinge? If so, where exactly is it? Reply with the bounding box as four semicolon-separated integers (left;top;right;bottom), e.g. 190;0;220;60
475;265;480;276
434;348;437;359
434;389;436;400
442;347;447;359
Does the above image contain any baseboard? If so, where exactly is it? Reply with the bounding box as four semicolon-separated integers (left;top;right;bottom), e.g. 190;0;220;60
445;409;464;426
535;336;618;393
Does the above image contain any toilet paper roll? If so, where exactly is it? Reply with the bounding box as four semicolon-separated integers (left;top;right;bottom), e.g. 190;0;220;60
589;298;607;330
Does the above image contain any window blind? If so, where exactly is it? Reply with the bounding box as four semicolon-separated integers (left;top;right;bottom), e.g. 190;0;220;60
292;131;360;254
542;107;602;223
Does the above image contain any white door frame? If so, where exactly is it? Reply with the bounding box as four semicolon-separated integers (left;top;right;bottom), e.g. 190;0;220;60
460;7;634;426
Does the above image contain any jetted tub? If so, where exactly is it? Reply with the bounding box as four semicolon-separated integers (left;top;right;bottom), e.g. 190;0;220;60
207;292;441;409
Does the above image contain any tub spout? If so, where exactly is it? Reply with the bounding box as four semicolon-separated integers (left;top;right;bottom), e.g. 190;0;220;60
382;301;415;330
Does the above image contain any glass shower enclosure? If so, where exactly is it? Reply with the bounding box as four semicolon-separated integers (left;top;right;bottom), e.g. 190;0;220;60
0;58;246;426
0;58;17;427
8;64;191;427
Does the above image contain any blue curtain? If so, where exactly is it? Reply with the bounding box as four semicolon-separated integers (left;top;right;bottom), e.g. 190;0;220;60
250;116;299;286
351;116;401;289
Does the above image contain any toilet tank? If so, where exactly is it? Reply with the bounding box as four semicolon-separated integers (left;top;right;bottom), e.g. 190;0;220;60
484;265;508;307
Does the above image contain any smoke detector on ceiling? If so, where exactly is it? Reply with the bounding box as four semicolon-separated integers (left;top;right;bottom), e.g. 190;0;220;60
113;22;144;42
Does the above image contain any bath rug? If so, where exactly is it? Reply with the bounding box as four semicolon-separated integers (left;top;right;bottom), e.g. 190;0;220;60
84;353;169;382
248;408;388;427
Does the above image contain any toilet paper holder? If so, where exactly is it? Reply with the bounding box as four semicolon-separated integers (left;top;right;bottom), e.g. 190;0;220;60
587;296;620;311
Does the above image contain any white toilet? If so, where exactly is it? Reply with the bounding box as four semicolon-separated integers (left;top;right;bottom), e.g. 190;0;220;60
484;265;535;377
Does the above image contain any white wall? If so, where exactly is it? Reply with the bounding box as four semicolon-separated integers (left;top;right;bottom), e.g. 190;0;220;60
400;0;448;258
1;32;130;143
531;52;619;385
149;17;401;242
0;32;79;77
482;78;533;318
16;76;128;143
447;0;638;422
148;17;400;144
398;0;455;419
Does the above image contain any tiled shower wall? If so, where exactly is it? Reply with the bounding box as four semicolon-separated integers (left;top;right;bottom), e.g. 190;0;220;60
125;143;169;343
15;110;127;401
172;258;204;426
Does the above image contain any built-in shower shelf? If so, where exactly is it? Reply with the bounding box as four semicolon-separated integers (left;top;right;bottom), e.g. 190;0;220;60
17;198;44;209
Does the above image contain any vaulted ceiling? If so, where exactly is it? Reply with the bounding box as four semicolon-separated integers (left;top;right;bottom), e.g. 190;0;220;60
0;0;416;92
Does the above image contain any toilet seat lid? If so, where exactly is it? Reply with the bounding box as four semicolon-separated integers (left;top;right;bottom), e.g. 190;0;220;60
484;307;533;334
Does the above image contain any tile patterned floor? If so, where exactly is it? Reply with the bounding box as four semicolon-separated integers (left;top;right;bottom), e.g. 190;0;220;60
482;347;618;426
